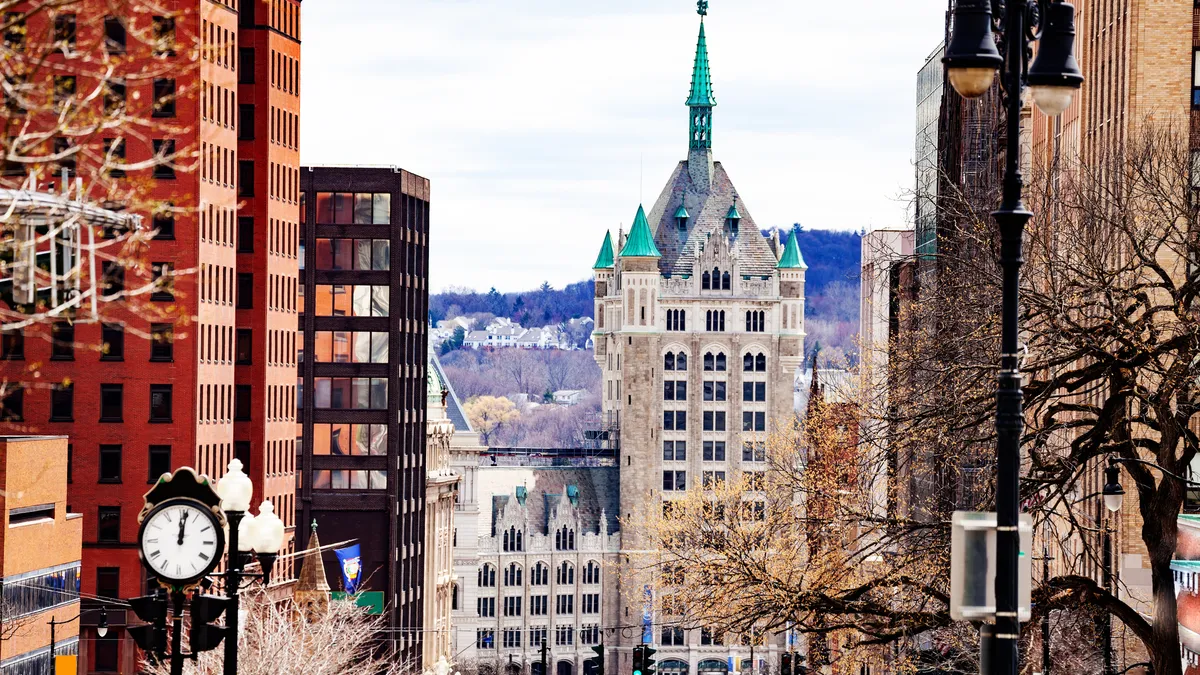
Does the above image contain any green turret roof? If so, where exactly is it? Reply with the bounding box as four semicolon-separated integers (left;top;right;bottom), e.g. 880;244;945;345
593;231;615;269
777;229;807;269
620;205;661;258
726;202;741;220
674;203;690;220
686;21;717;108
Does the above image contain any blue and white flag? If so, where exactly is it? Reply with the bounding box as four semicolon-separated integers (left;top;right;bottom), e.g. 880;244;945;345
334;544;363;594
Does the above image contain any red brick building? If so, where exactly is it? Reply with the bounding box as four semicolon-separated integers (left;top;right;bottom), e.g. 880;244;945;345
0;2;301;672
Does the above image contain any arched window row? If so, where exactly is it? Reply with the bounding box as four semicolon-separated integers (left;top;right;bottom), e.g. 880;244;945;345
532;562;550;586
745;310;765;333
667;309;686;332
705;310;725;332
555;525;576;551
583;560;602;585
664;351;688;372
502;525;524;552
704;352;727;372
743;353;767;373
478;564;496;588
702;267;732;291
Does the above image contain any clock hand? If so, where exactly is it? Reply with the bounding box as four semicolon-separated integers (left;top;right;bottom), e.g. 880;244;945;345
177;510;188;546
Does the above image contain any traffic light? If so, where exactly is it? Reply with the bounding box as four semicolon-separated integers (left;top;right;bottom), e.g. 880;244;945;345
590;642;606;675
642;645;657;675
633;645;645;675
189;594;230;654
782;652;793;675
127;593;168;662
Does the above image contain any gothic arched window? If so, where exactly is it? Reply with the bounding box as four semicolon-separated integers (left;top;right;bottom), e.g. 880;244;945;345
722;272;731;290
532;562;549;586
677;353;687;371
557;561;576;585
478;564;496;588
665;352;676;371
744;353;754;372
505;563;523;586
704;352;715;371
702;272;711;290
583;561;602;585
716;353;727;372
756;353;766;372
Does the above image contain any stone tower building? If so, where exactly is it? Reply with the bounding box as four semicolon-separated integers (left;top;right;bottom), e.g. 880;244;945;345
590;6;807;674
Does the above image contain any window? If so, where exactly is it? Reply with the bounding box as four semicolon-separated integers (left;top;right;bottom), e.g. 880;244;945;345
477;629;495;650
752;353;766;372
503;629;522;649
504;563;523;586
96;567;120;604
98;506;120;542
664;352;676;371
502;526;524;552
477;597;496;618
743;381;766;402
152;78;175;117
663;470;686;491
153;203;175;239
478;564;496;587
703;441;726;462
152;16;175;56
100;384;123;422
311;378;388;410
530;627;548;647
583;561;601;584
236;329;252;364
149;445;171;482
701;628;723;646
661;627;685;646
746;310;765;333
100;262;125;297
151;262;174;300
237;273;254;309
663;440;686;461
150;324;174;362
238;160;254;196
239;47;256;84
150;385;172;422
311;331;390;364
1;329;23;359
50;382;74;421
152;139;175;178
742;442;766;463
99;444;122;483
582;593;600;614
314;239;392;271
103;137;125;178
703;381;726;401
503;596;523;617
235;385;251;420
238;216;254;252
311;285;390;317
555;625;574;646
663;411;686;431
524;594;547;616
555;595;574;615
4;12;25;51
705;310;726;332
103;79;126;115
664;381;686;401
532;563;549;586
53;14;76;50
101;323;124;360
557;561;574;584
703;411;726;432
703;471;727;489
239;104;255;140
743;412;766;432
745;471;766;491
1;388;22;421
667;309;686;331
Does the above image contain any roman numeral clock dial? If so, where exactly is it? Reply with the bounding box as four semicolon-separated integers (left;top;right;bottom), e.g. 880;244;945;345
138;499;224;586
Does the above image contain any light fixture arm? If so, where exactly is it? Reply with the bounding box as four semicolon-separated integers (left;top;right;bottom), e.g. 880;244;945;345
1108;457;1200;488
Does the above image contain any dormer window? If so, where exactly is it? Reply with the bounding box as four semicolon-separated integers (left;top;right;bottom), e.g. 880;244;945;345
674;203;690;231
726;201;741;235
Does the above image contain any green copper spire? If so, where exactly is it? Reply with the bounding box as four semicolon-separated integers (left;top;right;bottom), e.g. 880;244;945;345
777;229;807;269
593;231;615;269
620;205;661;258
687;10;716;151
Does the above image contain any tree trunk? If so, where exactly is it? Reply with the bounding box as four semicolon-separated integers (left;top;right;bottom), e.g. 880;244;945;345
1148;513;1182;675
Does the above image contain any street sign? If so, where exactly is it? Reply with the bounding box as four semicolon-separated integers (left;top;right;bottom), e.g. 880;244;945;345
950;511;1032;622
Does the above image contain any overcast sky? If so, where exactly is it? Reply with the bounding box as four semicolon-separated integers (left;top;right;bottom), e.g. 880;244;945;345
300;0;949;293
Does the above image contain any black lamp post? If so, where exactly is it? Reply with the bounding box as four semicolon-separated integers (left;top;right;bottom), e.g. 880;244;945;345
49;606;108;668
941;2;1083;675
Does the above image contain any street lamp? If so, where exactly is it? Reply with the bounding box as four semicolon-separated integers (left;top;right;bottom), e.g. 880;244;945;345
49;607;108;666
1102;456;1200;513
941;2;1083;675
215;459;286;675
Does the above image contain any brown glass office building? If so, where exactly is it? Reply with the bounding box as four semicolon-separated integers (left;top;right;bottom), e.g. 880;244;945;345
297;166;430;665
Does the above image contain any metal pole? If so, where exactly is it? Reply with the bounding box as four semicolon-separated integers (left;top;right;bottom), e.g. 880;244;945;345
170;592;185;675
225;510;244;675
1103;527;1114;675
1042;546;1051;675
49;617;56;673
991;1;1032;674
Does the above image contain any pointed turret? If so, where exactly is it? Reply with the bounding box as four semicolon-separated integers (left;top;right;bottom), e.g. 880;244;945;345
777;229;808;269
593;231;615;269
295;520;331;615
686;6;717;188
620;205;662;258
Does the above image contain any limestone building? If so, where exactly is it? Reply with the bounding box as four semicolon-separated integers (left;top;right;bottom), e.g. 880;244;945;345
425;355;464;669
589;5;806;674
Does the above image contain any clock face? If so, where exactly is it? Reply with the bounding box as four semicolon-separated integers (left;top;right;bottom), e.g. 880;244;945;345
139;500;224;584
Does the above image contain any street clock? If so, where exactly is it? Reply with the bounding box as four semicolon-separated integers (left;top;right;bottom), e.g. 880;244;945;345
137;467;228;590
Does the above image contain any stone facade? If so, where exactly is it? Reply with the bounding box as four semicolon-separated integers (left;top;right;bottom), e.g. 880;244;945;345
426;355;463;669
589;10;806;675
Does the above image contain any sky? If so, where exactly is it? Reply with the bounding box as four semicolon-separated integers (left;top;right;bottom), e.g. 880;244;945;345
300;0;950;293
